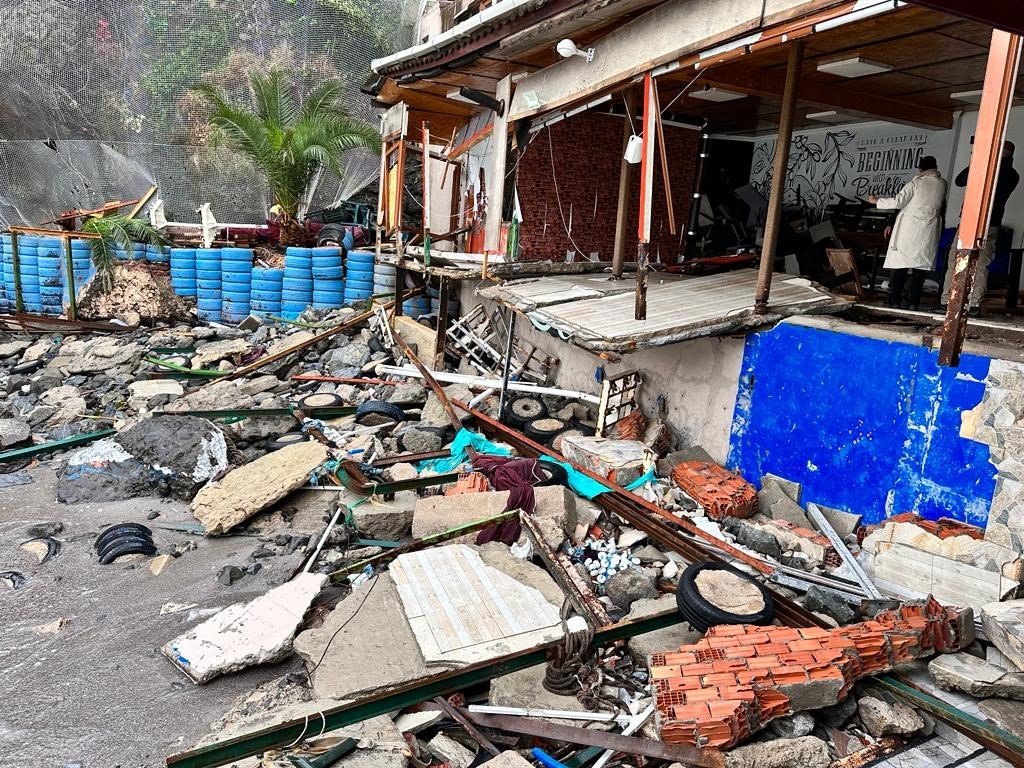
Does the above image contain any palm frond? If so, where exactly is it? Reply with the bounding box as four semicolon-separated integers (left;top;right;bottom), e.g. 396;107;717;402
250;70;297;130
81;214;166;289
299;79;347;123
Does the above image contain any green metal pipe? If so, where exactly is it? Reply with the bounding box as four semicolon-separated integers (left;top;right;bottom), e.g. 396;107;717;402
0;428;116;464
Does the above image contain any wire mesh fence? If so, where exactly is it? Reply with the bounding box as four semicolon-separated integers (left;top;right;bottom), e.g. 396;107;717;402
0;0;416;228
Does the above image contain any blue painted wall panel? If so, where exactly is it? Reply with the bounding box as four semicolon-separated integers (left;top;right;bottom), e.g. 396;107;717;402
727;322;995;525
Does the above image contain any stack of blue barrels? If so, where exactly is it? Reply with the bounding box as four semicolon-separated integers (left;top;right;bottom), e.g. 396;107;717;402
311;246;344;309
36;237;65;316
282;247;314;319
220;247;253;323
344;250;374;305
146;243;169;264
195;247;222;322
403;293;431;318
17;236;43;313
70;238;93;291
0;235;12;310
250;267;284;317
170;248;198;297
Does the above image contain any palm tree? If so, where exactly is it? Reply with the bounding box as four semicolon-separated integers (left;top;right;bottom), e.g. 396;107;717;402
193;70;380;245
82;214;168;290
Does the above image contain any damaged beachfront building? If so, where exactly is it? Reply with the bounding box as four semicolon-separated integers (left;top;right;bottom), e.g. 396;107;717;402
364;0;1024;610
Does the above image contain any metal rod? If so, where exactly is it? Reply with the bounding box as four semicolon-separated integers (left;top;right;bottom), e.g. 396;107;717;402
754;39;804;314
612;88;637;278
497;310;517;420
63;237;77;321
381;364;600;404
806;503;881;598
11;231;23;314
434;697;501;757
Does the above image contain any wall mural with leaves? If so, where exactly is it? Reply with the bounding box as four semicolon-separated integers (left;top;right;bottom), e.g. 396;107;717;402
750;125;953;218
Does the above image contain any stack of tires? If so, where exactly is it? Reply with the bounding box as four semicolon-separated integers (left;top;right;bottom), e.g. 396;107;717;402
311;246;344;309
129;242;146;261
373;262;396;299
146;243;169;264
250;267;284;317
344;250;374;305
220;247;253;323
403;293;431;318
36;237;65;316
69;238;93;291
18;236;43;313
282;247;314;319
195;247;222;322
169;248;198;297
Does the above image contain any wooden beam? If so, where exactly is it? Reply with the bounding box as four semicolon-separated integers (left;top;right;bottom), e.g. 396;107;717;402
484;76;512;255
940;30;1022;367
635;72;657;321
754;40;804;314
612;88;638;277
908;1;1024;37
698;62;954;130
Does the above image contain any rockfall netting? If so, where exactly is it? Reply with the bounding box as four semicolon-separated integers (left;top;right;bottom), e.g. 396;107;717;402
0;0;416;228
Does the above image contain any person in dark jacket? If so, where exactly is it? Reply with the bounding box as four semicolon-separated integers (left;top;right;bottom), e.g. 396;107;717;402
940;141;1020;315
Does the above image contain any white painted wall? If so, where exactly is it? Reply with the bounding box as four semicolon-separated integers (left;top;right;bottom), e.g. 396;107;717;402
454;281;745;462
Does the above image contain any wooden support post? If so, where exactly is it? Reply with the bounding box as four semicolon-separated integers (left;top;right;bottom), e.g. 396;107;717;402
10;232;23;314
612;89;637;278
754;39;804;314
434;276;450;367
63;236;77;321
940;29;1022;367
422;121;432;269
652;86;675;238
635;72;657;321
484;76;512;257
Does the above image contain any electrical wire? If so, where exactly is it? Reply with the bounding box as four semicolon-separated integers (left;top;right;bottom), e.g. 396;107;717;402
659;69;707;116
305;573;380;680
547;127;587;256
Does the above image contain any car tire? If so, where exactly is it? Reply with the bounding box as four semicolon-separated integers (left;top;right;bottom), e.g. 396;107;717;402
675;561;776;633
355;400;406;424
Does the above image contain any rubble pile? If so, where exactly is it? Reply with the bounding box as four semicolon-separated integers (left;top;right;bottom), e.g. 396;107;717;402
2;299;1020;768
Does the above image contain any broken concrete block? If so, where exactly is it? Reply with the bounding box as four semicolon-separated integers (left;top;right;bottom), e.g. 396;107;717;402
115;415;230;499
394;710;445;734
802;586;857;625
758;480;812;529
814;504;861;539
192;441;328;534
762;473;802;504
411;485;575;540
191;338;252;368
420;384;472;428
0;418;30;447
928;652;1024;700
56;438;152;504
656;446;714;477
980;600;1024;671
561;434;650;486
857;696;924;738
625;595;702;666
490;664;592;715
236;374;284;397
351;495;416;540
477;752;534;768
719;736;830;768
604;568;657;610
163;572;326;683
149;554;173;576
979;697;1024;741
128;379;183;412
294;575;430;701
766;712;815;739
426;734;474;768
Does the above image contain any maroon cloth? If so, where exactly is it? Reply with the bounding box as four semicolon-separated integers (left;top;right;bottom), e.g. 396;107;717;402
472;456;546;545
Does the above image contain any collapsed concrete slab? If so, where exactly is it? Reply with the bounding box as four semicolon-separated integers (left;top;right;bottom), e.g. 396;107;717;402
625;595;702;667
293;574;431;701
560;435;650;486
163;572;327;684
191;441;328;534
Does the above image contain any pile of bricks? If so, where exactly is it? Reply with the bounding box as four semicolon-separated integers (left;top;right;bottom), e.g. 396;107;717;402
877;512;985;541
445;472;491;496
671;461;757;521
651;598;973;749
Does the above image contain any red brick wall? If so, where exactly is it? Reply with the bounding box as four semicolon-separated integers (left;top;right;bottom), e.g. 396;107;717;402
515;112;699;262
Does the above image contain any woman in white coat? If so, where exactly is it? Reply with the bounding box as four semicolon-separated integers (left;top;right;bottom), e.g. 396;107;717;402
869;155;947;310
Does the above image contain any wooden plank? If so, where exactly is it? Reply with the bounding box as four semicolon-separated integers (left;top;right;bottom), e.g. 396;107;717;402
484;75;512;255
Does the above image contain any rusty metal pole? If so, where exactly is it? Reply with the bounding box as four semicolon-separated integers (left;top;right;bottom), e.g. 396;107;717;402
635;73;657;320
940;29;1022;367
754;39;804;314
612;88;637;278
